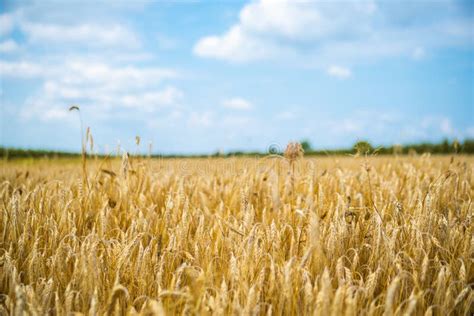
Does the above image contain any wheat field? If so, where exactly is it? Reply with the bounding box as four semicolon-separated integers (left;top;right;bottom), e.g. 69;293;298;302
1;153;473;315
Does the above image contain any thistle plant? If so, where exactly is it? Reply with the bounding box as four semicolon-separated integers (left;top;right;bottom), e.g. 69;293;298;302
284;142;304;206
284;142;304;162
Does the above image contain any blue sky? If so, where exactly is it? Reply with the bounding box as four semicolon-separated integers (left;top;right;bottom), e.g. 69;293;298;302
0;0;473;154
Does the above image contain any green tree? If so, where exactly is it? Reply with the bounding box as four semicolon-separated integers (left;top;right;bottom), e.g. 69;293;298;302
300;140;312;152
354;140;373;155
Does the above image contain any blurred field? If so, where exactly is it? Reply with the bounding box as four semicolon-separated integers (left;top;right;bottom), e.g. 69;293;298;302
1;155;473;315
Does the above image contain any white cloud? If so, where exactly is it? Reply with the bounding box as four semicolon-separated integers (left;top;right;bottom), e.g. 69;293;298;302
0;13;15;36
239;1;317;39
2;59;182;121
62;61;177;88
0;39;19;53
41;80;182;112
193;0;376;63
222;97;253;110
0;60;177;83
194;26;272;62
0;61;47;78
239;0;375;40
21;83;184;122
20;97;75;123
327;65;352;79
193;0;473;67
20;22;140;48
0;5;183;127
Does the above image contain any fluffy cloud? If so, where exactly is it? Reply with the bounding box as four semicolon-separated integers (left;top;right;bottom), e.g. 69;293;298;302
0;39;19;53
0;59;182;121
194;26;272;62
193;0;375;63
0;61;47;78
194;0;377;62
0;3;187;134
0;13;14;36
194;0;472;66
61;61;177;89
20;22;140;48
21;83;184;122
0;6;142;50
239;0;375;40
1;60;177;83
327;65;352;79
222;97;253;110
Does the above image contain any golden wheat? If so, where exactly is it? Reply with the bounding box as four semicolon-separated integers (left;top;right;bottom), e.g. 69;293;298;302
0;154;473;315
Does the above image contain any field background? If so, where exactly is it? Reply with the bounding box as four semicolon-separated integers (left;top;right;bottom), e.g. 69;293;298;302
1;155;473;315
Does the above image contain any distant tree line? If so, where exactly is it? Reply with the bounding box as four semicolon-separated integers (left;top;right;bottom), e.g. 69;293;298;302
1;139;473;160
224;138;474;157
1;148;80;159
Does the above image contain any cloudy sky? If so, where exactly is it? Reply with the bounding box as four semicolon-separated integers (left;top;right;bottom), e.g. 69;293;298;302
1;0;473;154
